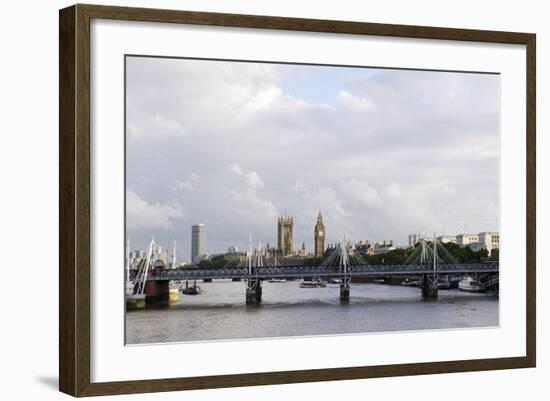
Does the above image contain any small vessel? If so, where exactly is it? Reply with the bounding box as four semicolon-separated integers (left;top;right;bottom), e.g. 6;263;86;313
269;278;287;283
181;286;201;295
126;281;135;296
373;278;385;284
300;279;326;288
180;280;202;295
169;288;180;302
458;276;484;292
327;278;341;284
437;276;452;290
400;278;419;287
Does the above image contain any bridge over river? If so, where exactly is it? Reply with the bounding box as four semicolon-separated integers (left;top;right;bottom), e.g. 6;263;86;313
137;262;498;280
128;237;499;305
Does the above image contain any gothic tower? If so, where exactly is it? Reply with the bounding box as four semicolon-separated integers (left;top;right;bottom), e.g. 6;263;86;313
314;211;326;258
277;216;294;256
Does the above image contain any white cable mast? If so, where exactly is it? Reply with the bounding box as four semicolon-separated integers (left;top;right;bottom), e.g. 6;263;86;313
137;237;155;295
248;233;252;276
126;238;130;288
433;233;437;278
340;236;349;276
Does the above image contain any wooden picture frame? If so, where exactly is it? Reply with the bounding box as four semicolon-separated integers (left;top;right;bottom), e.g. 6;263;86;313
59;3;536;397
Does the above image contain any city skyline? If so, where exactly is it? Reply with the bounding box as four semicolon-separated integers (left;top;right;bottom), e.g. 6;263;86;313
127;212;498;263
126;57;500;261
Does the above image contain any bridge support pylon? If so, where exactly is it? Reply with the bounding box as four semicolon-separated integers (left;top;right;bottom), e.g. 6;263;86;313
144;279;170;306
339;275;351;303
246;279;262;304
421;274;438;299
340;284;350;303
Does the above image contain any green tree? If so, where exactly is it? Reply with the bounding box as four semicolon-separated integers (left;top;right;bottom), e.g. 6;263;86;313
363;247;415;265
303;257;325;266
197;255;231;269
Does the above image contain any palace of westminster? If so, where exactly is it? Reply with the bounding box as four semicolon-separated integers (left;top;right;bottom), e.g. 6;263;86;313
270;211;395;260
272;212;326;259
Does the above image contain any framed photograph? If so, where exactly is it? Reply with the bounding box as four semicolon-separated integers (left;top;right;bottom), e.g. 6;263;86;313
59;4;536;397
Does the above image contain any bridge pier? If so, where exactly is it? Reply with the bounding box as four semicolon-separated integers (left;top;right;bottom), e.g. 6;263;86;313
340;284;350;303
339;275;351;303
144;279;170;306
246;279;262;304
421;275;438;299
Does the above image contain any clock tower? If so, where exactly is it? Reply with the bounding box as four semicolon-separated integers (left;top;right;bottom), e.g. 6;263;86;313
314;211;325;258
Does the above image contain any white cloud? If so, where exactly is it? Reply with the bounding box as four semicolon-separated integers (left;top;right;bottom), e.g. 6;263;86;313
293;180;308;192
176;180;194;191
127;107;186;140
126;190;184;231
244;171;264;189
229;163;265;190
244;85;282;111
175;173;200;191
337;90;376;111
229;163;242;175
125;57;499;255
342;179;382;208
382;182;402;200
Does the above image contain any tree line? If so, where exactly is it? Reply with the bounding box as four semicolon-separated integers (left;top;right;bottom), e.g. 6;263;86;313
187;242;498;269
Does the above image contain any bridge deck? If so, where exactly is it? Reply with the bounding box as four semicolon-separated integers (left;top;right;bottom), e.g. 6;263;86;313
131;263;498;281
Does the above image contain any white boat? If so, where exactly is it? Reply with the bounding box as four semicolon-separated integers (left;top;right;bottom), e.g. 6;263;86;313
269;278;287;283
458;276;484;292
126;281;135;296
400;278;419;287
300;279;326;288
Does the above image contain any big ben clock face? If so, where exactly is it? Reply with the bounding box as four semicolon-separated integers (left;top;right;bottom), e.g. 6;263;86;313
318;230;324;236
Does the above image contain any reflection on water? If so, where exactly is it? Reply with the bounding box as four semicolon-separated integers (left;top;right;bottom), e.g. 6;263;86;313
125;280;499;344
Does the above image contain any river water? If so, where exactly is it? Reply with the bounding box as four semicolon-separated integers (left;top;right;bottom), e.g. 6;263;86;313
125;280;499;344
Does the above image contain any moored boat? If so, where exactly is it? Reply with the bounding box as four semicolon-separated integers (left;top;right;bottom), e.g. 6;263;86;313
180;280;202;295
437;276;452;290
400;278;419;287
169;288;180;302
300;279;326;288
458;276;484;292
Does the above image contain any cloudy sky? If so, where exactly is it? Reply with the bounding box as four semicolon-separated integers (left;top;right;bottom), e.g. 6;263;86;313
126;56;500;261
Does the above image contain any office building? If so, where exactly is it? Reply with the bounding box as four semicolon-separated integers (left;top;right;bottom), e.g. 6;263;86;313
191;224;206;263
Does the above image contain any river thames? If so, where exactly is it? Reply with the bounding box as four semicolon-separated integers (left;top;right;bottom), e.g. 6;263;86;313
125;280;498;344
